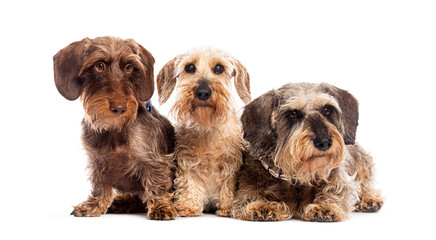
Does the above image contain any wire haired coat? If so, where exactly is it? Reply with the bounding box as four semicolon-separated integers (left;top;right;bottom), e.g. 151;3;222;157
53;36;177;220
231;83;383;222
157;47;251;216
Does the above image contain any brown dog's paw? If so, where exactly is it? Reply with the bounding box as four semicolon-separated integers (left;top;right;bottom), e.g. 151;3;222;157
303;203;346;222
354;194;383;213
71;202;106;217
147;202;177;220
244;202;291;221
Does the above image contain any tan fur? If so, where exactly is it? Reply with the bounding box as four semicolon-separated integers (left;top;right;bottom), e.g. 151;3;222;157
157;47;251;216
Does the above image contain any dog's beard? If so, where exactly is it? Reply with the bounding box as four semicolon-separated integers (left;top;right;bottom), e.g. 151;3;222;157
273;125;344;185
82;94;138;132
171;84;231;127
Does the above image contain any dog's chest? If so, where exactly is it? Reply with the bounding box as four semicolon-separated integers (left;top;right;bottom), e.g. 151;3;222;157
100;147;145;193
178;131;242;173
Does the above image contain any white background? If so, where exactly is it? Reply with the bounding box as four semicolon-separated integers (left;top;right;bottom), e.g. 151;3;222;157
1;0;435;239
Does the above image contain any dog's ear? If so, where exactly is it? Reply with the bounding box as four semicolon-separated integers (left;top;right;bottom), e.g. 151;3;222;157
232;59;251;104
136;44;155;102
156;57;178;105
324;84;359;145
53;38;90;100
241;90;279;157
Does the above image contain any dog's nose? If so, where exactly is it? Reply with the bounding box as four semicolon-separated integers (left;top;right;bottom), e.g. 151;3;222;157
313;137;333;151
195;81;212;101
110;101;127;115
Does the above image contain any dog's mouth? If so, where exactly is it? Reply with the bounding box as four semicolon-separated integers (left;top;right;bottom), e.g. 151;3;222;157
192;100;215;109
305;154;333;162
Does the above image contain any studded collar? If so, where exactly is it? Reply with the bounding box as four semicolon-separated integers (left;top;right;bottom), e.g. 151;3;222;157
258;155;294;183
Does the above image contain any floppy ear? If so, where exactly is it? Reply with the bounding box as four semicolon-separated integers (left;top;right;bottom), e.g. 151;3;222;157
156;57;178;105
232;59;251;104
324;84;359;145
136;44;155;102
53;38;90;100
241;90;279;157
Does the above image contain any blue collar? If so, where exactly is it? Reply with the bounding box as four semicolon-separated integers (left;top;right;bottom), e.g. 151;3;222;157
146;101;152;112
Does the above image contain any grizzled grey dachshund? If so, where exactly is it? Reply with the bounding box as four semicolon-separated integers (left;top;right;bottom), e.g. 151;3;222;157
231;82;383;222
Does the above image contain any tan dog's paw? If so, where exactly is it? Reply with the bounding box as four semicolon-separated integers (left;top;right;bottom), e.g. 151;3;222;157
244;202;291;221
175;202;203;217
354;193;383;213
303;203;346;222
176;207;203;217
216;207;231;217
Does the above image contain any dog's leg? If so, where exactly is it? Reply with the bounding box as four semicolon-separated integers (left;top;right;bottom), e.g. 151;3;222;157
348;144;384;213
71;184;113;217
131;154;177;220
231;171;292;221
174;171;206;217
216;175;236;217
302;168;359;222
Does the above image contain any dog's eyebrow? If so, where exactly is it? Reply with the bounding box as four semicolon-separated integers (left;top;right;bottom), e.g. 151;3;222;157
79;49;111;75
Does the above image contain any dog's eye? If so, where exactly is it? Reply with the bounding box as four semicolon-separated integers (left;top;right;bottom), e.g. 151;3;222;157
94;62;106;72
289;110;300;119
213;64;224;74
125;64;133;74
323;106;333;116
185;64;196;74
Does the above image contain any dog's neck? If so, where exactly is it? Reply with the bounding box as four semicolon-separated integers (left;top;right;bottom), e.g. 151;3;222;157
176;109;241;145
257;155;294;183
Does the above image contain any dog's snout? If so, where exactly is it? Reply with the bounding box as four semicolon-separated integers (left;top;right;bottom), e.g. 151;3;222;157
195;80;212;101
313;137;333;151
110;101;127;115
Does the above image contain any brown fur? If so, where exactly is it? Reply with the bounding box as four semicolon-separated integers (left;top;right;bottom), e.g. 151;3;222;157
53;36;177;220
156;47;251;217
231;82;383;222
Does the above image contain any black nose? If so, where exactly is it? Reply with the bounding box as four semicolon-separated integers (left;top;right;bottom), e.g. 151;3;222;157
195;80;212;101
110;101;127;115
313;137;333;151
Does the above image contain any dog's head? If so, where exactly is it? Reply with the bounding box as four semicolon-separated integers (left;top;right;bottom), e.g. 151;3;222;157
242;83;359;184
156;47;251;127
53;36;155;132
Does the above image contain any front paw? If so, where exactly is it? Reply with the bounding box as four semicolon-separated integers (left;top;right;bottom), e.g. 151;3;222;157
303;204;345;222
244;202;291;221
354;194;383;213
175;202;203;217
216;207;231;217
148;202;177;220
71;202;106;217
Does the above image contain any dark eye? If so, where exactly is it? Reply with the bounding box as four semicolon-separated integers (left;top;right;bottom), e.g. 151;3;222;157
125;64;133;74
94;62;106;72
323;106;333;116
213;64;224;74
185;64;196;74
289;110;300;119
